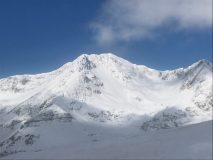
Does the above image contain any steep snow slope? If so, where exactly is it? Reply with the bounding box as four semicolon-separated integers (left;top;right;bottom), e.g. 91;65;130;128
0;53;212;158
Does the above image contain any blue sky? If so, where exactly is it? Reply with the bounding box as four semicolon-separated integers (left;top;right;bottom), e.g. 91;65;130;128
0;0;212;78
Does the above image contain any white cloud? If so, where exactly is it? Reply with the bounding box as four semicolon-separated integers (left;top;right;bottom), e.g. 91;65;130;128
91;0;212;44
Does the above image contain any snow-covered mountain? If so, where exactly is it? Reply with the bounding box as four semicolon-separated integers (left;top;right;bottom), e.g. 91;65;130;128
0;53;212;158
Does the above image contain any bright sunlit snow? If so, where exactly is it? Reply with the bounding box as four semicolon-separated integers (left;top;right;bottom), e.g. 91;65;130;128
0;53;212;159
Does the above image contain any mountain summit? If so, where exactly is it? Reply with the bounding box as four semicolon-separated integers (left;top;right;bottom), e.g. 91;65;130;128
0;53;212;158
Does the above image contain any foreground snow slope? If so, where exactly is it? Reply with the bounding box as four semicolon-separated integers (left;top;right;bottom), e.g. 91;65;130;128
3;120;213;159
0;53;212;158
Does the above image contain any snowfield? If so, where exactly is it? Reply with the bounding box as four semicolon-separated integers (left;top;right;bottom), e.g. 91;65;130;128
2;120;213;159
0;53;212;159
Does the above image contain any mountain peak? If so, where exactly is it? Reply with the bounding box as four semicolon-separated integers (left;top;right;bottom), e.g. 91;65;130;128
57;53;127;73
75;54;97;71
76;53;122;61
189;59;212;71
74;53;130;67
197;59;211;66
198;59;211;66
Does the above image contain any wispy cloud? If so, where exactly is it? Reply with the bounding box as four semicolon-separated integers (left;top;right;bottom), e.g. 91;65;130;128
91;0;212;44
